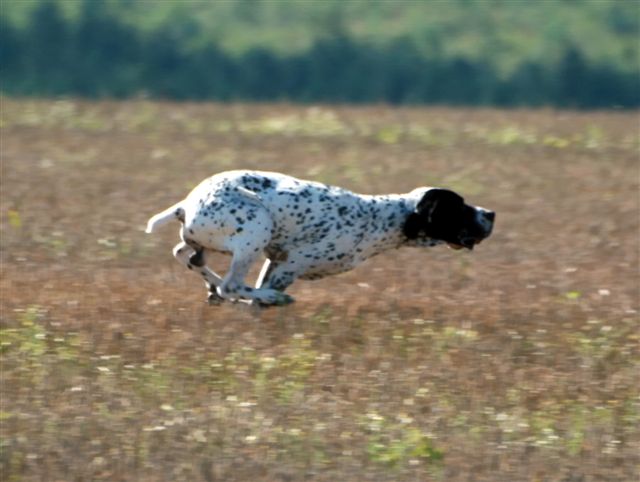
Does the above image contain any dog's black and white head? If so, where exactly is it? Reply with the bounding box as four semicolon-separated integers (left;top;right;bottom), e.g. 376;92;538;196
403;188;495;250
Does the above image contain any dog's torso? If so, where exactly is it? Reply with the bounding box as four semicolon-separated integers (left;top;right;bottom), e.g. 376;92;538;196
183;170;432;280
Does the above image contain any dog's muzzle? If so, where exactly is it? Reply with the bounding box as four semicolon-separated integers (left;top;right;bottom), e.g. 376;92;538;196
449;210;495;250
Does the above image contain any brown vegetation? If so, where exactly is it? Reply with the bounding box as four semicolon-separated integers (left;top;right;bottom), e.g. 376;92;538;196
1;99;638;481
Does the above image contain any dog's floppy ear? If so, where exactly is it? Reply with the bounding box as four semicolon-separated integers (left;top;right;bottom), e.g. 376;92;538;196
416;189;464;222
404;188;464;239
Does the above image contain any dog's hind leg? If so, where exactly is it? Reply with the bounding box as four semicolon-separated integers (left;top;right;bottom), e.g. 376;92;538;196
213;212;293;305
217;250;293;306
172;241;225;305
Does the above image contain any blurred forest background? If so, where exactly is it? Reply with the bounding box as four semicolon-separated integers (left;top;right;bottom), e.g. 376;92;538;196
1;0;639;108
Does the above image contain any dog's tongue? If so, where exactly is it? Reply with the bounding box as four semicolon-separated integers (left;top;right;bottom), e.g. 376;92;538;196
448;243;465;250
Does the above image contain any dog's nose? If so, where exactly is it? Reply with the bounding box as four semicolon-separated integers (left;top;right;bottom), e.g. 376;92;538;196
484;211;495;223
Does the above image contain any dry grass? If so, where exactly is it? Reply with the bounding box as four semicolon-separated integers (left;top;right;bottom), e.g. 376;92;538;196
1;98;639;481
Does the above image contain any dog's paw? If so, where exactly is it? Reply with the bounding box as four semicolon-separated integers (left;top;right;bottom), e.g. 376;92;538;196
251;291;295;307
273;292;295;306
207;291;225;306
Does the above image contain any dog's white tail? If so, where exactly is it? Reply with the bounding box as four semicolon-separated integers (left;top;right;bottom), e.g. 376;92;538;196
145;202;185;233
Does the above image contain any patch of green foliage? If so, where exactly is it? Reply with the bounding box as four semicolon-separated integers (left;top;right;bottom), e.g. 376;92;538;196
1;0;638;107
363;413;444;468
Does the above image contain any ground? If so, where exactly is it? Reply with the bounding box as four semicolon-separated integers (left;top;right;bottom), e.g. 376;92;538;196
1;99;638;481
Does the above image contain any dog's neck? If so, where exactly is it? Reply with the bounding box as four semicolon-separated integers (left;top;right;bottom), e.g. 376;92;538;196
354;194;441;258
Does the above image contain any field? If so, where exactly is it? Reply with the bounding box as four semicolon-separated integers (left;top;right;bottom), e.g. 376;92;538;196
1;99;638;481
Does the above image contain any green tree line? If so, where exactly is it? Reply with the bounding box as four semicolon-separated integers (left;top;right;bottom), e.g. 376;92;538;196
1;1;638;108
